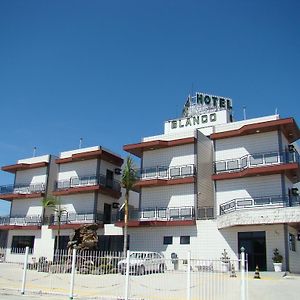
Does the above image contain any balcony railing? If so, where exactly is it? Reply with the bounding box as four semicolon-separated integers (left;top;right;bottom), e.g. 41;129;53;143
0;215;42;226
219;195;300;215
214;150;300;174
55;174;121;192
113;206;195;222
137;164;196;180
197;207;214;220
0;183;46;195
49;212;104;225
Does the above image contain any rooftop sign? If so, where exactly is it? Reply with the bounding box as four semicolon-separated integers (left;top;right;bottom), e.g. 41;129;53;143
182;92;232;117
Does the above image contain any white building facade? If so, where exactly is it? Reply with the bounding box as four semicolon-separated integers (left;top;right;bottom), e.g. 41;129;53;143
0;146;136;262
123;92;300;272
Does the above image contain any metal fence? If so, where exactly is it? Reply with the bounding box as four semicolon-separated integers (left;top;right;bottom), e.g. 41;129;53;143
0;247;248;300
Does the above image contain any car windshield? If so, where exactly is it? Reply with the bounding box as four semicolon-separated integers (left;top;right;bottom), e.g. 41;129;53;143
130;253;147;259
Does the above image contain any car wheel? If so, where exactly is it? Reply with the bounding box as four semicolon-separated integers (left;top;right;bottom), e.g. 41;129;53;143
159;264;165;273
138;265;145;276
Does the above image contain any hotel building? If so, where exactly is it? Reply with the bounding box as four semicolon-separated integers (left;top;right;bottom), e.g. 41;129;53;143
0;92;299;272
0;146;138;262
123;92;300;272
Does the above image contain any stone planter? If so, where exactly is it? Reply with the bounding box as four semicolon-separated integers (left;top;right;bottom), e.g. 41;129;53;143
273;263;282;272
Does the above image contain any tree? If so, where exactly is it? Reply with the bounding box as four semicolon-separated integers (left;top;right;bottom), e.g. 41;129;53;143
42;196;66;251
121;156;137;255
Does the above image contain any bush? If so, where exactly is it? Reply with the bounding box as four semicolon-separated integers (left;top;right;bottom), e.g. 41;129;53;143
272;248;283;263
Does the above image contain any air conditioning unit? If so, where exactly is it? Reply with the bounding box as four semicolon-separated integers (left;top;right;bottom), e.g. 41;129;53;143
114;168;122;175
291;187;299;196
112;202;120;209
288;145;295;152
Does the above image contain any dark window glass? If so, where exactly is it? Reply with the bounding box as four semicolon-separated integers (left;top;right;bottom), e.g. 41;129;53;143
54;236;70;250
106;170;114;188
289;234;296;252
163;236;173;245
11;236;35;254
180;236;190;245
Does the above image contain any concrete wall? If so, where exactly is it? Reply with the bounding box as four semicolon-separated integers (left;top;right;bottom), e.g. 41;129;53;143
141;184;195;209
15;167;48;186
11;198;43;216
128;221;286;271
215;174;282;211
196;130;214;209
215;131;279;161
57;159;97;180
143;144;195;168
59;194;95;213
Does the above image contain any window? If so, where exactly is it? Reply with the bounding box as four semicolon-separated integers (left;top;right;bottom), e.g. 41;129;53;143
180;236;190;245
11;236;35;254
106;170;114;188
289;233;296;252
54;236;70;250
163;236;173;245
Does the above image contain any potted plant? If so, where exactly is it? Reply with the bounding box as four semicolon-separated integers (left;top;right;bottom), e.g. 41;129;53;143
272;248;283;272
220;249;230;272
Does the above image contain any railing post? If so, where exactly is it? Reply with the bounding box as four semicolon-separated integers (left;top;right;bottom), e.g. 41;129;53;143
240;247;246;300
187;251;191;300
21;246;29;295
124;250;130;300
69;248;77;300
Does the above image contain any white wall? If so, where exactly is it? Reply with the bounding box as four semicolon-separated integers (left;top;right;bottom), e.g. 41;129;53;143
288;226;300;273
143;144;195;168
128;221;286;271
18;155;50;164
215;175;282;210
15;167;48;186
215;131;279;161
10;198;43;216
58;194;95;213
57;159;97;180
141;184;195;208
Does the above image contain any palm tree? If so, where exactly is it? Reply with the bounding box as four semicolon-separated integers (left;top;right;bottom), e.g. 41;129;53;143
42;196;66;250
121;156;137;255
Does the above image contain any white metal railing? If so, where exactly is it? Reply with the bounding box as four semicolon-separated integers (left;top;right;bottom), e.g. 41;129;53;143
0;183;46;195
138;164;196;180
1;247;248;300
0;215;42;226
214;150;299;174
219;195;291;215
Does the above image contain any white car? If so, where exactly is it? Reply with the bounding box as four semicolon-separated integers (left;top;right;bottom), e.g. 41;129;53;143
118;251;165;275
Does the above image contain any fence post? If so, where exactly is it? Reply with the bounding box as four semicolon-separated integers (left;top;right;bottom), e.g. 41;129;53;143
21;246;29;294
187;251;191;300
124;250;130;300
240;247;246;300
69;248;77;300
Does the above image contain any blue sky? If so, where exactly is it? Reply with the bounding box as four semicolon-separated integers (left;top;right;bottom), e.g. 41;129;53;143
0;0;299;215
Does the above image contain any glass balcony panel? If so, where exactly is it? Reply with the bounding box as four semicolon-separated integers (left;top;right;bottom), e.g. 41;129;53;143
169;208;180;219
227;160;239;171
70;177;79;187
215;162;226;172
181;165;193;176
264;152;279;164
206;208;214;218
236;199;253;207
250;154;263;166
170;167;180;178
270;196;284;204
157;208;167;219
180;207;193;219
158;166;168;178
254;197;271;205
141;209;155;219
241;157;248;169
144;167;157;178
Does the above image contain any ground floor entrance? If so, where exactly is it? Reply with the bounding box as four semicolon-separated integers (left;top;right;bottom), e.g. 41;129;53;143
238;231;266;271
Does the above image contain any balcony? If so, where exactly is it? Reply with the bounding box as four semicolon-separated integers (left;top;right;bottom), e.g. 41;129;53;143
114;206;196;227
0;215;42;230
213;150;300;182
0;183;46;200
53;174;121;198
48;212;103;229
219;195;300;215
217;195;300;229
134;164;196;188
